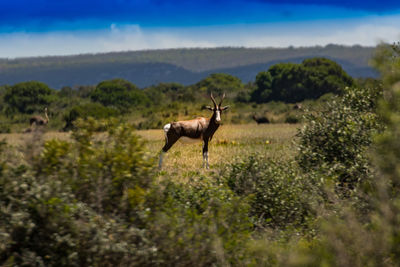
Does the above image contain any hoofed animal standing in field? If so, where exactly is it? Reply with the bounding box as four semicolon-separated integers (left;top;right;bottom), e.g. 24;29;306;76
159;93;229;169
29;107;49;127
293;103;303;110
252;114;270;124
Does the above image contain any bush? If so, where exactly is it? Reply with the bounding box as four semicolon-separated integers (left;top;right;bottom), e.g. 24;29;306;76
251;58;354;103
39;118;155;217
0;123;157;266
296;86;382;190
4;81;54;114
222;156;317;229
63;103;119;131
194;73;244;95
145;177;252;266
90;79;150;112
285;114;300;124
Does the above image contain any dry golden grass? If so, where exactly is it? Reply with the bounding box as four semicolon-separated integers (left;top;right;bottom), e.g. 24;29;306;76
0;131;70;147
1;123;300;180
138;123;300;178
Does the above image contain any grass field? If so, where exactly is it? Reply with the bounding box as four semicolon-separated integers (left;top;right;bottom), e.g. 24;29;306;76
139;123;300;177
0;123;300;181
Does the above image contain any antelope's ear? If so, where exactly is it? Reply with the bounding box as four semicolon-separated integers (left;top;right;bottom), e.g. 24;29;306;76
205;105;214;111
221;105;230;111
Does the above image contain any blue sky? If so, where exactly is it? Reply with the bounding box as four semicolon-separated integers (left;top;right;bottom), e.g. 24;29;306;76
0;0;399;58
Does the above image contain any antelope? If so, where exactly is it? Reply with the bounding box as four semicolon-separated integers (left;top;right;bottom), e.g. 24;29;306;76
293;103;302;110
29;107;49;127
159;93;229;169
252;114;270;124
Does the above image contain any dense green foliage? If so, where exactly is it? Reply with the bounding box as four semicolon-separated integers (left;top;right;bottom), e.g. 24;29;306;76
223;156;316;228
192;73;244;95
297;85;382;189
0;122;157;265
144;82;186;104
4;81;53;114
90;79;150;111
63;103;119;130
251;58;354;103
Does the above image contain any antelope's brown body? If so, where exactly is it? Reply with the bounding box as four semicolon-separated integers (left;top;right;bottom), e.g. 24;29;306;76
29;108;49;126
159;93;228;169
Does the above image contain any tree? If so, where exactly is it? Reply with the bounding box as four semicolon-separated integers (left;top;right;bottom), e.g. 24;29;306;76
0;85;9;111
4;81;53;114
302;57;354;98
144;82;186;104
58;86;75;98
251;71;273;103
251;58;354;103
90;79;149;111
194;73;243;95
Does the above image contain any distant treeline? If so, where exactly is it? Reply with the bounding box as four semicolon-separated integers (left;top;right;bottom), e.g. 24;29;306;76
0;45;377;88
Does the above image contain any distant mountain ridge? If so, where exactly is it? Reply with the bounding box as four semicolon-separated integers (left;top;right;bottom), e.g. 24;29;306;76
0;45;378;88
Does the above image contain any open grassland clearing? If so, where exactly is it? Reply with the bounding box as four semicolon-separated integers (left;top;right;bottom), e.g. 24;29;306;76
139;123;299;178
1;123;300;180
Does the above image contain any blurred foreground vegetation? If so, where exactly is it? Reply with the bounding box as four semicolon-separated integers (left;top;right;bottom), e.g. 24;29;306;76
1;43;400;266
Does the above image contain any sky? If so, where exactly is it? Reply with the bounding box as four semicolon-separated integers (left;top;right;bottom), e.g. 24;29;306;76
0;0;399;58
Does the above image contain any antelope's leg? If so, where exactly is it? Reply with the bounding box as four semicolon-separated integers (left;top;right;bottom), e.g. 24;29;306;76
158;151;165;169
159;131;179;169
203;140;209;169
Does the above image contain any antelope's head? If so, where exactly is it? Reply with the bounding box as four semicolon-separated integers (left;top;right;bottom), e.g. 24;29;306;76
206;93;229;124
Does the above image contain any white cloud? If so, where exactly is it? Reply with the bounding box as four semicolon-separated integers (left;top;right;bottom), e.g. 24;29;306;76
0;15;399;58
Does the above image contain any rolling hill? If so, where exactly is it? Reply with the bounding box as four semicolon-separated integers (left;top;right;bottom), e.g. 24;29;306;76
0;45;378;88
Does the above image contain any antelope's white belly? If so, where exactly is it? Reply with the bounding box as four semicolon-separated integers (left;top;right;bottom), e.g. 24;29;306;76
179;137;202;143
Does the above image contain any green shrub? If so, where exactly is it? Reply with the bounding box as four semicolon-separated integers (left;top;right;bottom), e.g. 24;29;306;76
285;114;300;124
194;73;244;95
146;177;252;266
0;131;156;266
251;58;354;103
91;79;150;112
4;81;54;114
222;156;317;229
63;103;119;131
38;118;155;217
296;86;382;190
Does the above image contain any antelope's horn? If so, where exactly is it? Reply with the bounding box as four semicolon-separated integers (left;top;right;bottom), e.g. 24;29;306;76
219;93;226;106
210;92;217;107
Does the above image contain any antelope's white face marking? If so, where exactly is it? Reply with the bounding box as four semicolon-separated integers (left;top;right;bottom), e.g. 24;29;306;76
163;123;171;132
215;110;221;124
